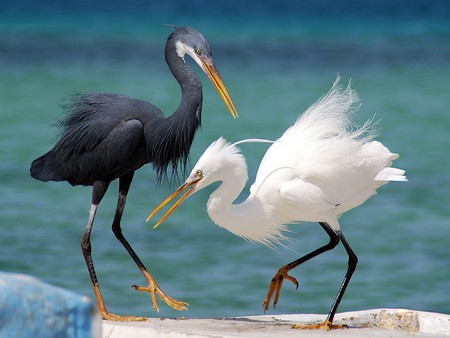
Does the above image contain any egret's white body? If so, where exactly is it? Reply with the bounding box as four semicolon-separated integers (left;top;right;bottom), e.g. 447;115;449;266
185;81;406;246
148;79;406;330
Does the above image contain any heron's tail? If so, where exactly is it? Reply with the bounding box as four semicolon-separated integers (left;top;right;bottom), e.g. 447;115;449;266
30;152;63;182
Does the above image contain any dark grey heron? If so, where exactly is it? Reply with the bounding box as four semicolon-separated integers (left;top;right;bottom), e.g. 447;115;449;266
147;81;406;330
30;26;238;321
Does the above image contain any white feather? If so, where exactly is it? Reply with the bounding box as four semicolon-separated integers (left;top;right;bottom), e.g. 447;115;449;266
175;40;205;71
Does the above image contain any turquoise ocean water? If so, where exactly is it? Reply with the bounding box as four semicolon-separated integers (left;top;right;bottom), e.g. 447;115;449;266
1;1;449;319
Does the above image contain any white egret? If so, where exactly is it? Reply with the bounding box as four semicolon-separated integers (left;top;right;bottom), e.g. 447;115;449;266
147;79;407;330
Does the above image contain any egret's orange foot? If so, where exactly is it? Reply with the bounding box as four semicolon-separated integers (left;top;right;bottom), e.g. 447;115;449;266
292;320;348;330
132;283;188;312
263;266;299;312
101;311;146;322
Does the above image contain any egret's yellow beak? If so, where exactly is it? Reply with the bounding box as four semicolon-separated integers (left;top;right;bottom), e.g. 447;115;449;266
200;57;239;119
147;177;202;229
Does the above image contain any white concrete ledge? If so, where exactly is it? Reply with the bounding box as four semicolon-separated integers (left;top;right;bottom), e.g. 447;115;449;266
2;273;447;337
102;309;450;338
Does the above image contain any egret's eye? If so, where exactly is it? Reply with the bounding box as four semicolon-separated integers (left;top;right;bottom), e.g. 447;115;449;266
194;47;202;55
196;170;203;177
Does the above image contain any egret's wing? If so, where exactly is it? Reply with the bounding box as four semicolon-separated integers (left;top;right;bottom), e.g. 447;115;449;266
279;179;336;212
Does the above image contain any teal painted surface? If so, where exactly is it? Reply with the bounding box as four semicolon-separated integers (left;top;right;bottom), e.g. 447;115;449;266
0;272;94;338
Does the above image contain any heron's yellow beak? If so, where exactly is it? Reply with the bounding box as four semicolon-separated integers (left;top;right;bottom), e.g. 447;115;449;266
201;57;239;119
147;178;202;229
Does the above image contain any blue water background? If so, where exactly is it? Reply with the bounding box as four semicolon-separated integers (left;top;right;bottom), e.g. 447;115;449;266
1;0;449;318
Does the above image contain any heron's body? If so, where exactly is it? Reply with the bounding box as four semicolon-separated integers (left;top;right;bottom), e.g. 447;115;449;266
32;94;157;185
30;26;238;321
149;80;406;329
31;27;206;185
30;91;198;185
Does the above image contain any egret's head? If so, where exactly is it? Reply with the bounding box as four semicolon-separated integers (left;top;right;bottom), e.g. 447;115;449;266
147;137;247;228
169;26;238;119
188;137;247;190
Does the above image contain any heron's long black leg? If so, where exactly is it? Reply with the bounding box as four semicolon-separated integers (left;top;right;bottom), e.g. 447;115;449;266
81;181;112;317
111;172;154;279
264;222;339;311
111;172;188;312
81;180;145;322
325;229;358;326
110;172;147;271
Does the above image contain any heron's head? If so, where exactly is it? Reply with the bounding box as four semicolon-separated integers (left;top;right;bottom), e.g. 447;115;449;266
147;137;248;228
169;26;238;119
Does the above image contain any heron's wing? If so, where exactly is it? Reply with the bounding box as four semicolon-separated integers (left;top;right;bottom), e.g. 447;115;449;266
57;93;162;155
50;118;145;184
279;179;336;212
96;119;144;168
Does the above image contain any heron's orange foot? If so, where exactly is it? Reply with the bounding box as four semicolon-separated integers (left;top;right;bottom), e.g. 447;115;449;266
132;283;188;312
101;311;146;322
292;320;348;330
263;266;299;312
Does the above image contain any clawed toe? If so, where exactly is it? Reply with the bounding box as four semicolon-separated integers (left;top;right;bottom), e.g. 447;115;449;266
132;283;188;312
292;320;348;330
263;267;300;312
101;311;147;322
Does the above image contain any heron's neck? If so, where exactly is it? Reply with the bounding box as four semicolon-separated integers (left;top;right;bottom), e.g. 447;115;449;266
206;172;285;246
165;42;203;121
148;41;203;181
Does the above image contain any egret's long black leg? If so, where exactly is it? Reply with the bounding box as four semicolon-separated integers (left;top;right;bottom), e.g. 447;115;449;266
264;222;339;311
292;228;358;330
111;172;188;312
324;229;358;325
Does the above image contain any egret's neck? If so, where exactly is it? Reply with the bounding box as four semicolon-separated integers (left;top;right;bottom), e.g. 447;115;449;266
206;171;285;246
207;175;247;214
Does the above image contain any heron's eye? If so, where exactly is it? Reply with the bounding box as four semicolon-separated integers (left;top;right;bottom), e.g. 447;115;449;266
196;170;203;177
195;48;202;55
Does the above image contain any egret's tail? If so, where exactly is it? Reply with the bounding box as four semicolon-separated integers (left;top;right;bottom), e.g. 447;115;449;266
375;167;407;182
